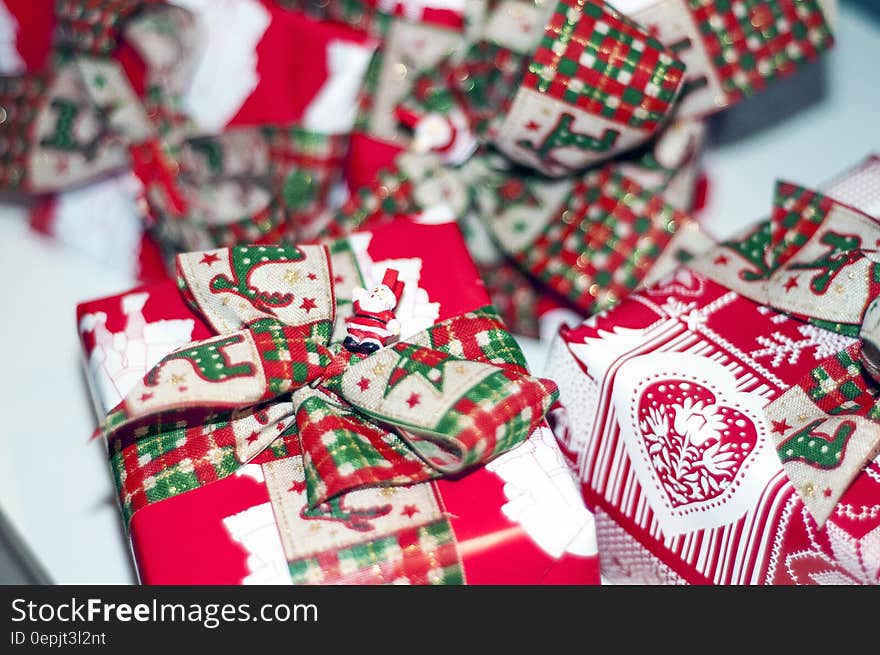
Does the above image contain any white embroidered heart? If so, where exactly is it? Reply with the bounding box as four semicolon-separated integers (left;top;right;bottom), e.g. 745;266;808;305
613;352;781;537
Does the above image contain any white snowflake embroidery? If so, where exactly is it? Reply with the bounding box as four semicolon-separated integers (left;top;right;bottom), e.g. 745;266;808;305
756;305;790;324
750;324;855;368
661;298;697;319
683;308;707;331
787;520;880;585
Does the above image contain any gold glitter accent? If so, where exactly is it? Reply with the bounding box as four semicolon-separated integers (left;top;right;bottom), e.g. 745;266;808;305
749;5;774;30
380;487;397;497
372;363;387;376
170;374;185;384
284;269;300;285
801;483;816;498
394;63;408;78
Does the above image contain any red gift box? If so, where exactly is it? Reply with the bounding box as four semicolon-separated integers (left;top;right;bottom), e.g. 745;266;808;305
546;155;880;585
77;217;601;584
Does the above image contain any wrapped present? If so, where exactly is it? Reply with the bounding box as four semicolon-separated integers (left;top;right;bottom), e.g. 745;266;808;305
77;217;601;584
358;0;835;178
3;0;829;326
609;0;837;119
545;155;880;584
322;148;711;320
1;0;364;266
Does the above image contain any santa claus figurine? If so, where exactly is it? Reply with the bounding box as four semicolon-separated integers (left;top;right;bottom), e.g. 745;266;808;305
343;268;405;354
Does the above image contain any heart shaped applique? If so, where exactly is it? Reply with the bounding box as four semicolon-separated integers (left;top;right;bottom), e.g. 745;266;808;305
613;352;781;537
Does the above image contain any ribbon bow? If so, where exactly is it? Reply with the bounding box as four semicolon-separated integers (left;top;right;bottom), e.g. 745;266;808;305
690;181;880;527
0;1;346;252
377;0;834;176
99;241;559;522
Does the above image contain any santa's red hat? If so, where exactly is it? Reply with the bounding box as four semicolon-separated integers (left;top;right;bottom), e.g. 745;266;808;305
376;268;405;302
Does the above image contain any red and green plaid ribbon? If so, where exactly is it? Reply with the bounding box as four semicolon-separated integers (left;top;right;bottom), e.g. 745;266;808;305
0;1;345;257
54;0;161;56
688;0;834;103
99;240;559;523
689;182;880;526
525;0;686;133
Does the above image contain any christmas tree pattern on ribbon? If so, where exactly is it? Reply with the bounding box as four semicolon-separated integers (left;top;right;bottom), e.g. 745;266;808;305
777;418;856;470
385;344;451;397
210;245;305;314
517;113;619;173
720;221;774;281
145;334;255;385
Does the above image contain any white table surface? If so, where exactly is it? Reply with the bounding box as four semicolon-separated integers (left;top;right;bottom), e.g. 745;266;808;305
0;0;877;584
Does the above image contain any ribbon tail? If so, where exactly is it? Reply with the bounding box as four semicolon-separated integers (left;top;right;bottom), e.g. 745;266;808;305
307;340;558;504
765;342;880;527
293;386;434;510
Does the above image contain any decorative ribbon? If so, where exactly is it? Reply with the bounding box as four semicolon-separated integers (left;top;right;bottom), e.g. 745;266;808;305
319;148;695;318
357;0;835;177
0;1;347;254
689;181;880;527
98;240;559;523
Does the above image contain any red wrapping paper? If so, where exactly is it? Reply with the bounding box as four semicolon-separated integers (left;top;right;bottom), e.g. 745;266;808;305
545;156;880;585
77;217;601;584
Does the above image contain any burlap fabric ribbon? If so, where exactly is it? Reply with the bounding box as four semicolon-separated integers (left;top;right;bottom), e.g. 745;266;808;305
98;239;559;529
689;181;880;526
0;0;347;252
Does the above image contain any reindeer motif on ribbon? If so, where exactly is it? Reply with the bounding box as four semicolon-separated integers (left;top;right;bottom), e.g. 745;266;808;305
98;241;559;525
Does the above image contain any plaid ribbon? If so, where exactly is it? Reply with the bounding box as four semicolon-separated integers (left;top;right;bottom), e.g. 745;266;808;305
54;0;162;56
689;182;880;526
315;149;688;323
388;0;834;176
0;1;345;256
98;241;558;523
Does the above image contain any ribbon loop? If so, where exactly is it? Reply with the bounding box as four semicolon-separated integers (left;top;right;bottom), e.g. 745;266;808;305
101;238;559;524
689;181;880;527
176;243;337;335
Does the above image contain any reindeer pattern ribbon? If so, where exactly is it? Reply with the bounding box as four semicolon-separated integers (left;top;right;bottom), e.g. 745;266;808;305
689;181;880;527
0;0;348;253
99;238;559;536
